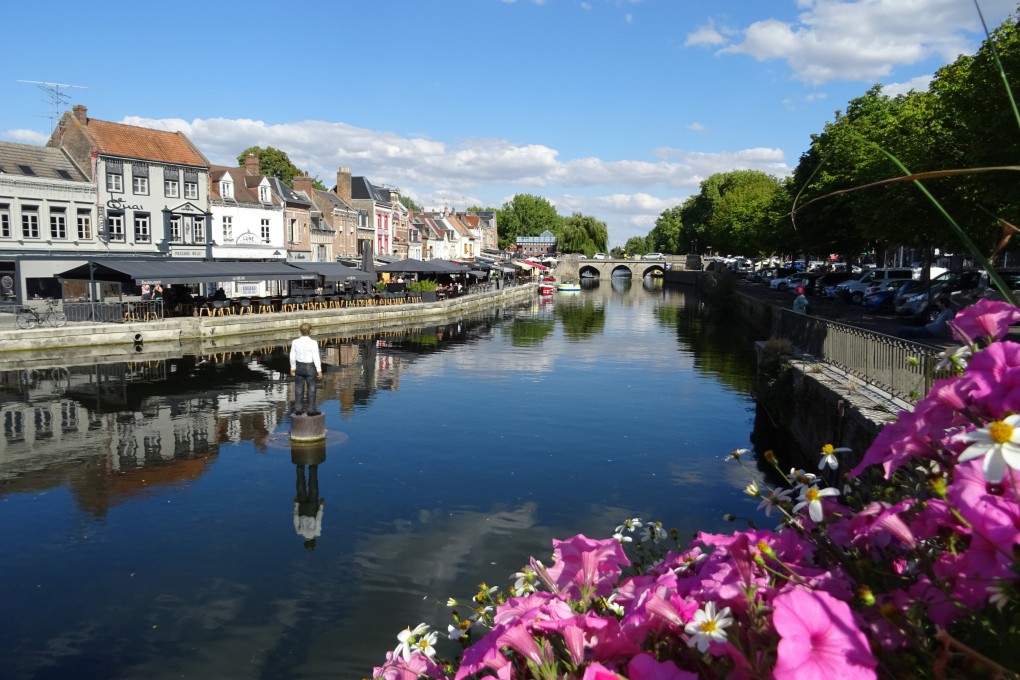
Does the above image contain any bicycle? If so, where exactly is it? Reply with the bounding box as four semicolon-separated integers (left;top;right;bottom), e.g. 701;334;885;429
16;300;67;329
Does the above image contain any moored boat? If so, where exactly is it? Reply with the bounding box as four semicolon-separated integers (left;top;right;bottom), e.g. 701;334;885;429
557;281;581;292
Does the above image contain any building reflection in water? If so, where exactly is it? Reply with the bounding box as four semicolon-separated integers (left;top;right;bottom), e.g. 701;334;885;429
0;309;515;518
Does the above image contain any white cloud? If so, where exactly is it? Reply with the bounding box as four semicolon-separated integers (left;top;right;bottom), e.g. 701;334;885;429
718;0;1016;84
687;122;706;132
117;115;790;248
2;129;48;145
883;74;933;97
685;24;726;47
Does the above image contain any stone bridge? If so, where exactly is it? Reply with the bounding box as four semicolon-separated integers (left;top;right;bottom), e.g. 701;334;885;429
556;254;698;281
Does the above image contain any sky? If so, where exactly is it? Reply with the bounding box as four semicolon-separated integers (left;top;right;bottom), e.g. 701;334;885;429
2;0;1016;249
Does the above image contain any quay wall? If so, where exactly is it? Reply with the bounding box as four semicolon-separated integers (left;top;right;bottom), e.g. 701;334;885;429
0;285;537;369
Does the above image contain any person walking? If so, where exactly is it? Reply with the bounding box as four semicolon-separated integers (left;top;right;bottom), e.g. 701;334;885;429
289;322;322;415
792;286;809;314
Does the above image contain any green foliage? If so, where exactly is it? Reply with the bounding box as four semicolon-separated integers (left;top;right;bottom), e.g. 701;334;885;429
236;146;308;187
648;205;682;254
624;236;647;255
407;279;438;292
677;170;785;256
495;194;564;250
560;212;609;255
399;195;423;213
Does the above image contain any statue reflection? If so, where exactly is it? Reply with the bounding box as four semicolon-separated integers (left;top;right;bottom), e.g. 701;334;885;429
291;439;326;550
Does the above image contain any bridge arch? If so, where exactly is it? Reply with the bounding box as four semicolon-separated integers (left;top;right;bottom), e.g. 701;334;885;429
558;255;678;281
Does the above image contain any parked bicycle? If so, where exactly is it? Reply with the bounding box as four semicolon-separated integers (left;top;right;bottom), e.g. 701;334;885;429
16;300;67;329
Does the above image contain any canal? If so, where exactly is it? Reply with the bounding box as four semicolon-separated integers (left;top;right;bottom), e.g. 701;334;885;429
0;278;766;680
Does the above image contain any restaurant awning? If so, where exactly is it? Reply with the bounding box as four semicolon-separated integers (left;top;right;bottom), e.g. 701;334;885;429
376;258;466;275
287;262;375;282
56;260;318;285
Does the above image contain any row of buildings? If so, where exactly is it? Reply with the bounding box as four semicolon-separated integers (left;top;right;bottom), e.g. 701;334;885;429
0;105;499;301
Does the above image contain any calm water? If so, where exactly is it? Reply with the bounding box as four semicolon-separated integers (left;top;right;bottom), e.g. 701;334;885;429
0;279;763;680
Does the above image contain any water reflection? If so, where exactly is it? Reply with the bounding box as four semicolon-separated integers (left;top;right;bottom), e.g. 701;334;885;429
0;287;770;679
292;440;326;550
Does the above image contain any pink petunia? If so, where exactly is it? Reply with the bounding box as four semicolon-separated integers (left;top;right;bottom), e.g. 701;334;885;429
772;587;877;680
627;653;699;680
949;299;1020;344
545;534;630;599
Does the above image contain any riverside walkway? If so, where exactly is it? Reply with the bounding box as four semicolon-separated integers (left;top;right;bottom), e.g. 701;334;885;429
0;284;537;371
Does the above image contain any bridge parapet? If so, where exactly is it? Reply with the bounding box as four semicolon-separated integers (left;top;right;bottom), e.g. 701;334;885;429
557;254;693;280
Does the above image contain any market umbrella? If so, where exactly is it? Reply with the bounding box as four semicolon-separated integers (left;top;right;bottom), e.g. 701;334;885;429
361;242;375;276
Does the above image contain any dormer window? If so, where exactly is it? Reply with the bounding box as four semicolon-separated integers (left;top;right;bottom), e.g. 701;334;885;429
258;184;270;203
221;179;233;200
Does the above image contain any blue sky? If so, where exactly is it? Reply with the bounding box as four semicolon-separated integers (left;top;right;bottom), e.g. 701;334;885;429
2;0;1015;248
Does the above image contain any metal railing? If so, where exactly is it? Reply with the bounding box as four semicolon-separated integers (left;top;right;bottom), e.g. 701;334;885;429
774;308;947;402
63;300;164;323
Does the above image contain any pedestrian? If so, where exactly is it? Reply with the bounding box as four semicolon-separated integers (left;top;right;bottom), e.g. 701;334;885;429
897;294;955;339
289;322;322;415
793;286;809;314
140;283;151;301
153;283;164;300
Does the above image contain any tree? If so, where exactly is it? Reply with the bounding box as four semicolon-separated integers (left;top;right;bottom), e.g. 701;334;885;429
236;146;307;187
648;206;683;254
495;194;564;250
624;236;647;256
560;213;608;256
399;195;423;213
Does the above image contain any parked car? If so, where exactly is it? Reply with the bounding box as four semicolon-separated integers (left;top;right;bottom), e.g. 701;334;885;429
862;287;898;312
835;268;916;304
642;252;666;260
769;273;803;291
893;271;956;319
813;272;853;297
593;253;607;260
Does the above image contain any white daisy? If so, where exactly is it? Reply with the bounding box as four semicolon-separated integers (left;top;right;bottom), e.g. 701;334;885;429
684;601;733;652
959;415;1020;483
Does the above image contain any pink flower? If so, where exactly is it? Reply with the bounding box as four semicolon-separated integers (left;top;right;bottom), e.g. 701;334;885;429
772;587;877;680
627;653;699;680
545;534;630;599
581;662;625;680
950;299;1020;344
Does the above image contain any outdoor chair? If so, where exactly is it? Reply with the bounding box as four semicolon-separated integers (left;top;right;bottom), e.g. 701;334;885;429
257;299;275;313
212;300;233;316
237;298;252;315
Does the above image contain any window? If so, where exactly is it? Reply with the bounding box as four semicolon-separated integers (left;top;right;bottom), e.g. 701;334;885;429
165;179;179;198
50;208;67;239
132;176;149;195
261;218;270;243
107;212;125;242
192;217;205;243
184;182;198;199
22;207;39;238
290;218;299;242
0;205;9;238
223;215;233;242
106;172;123;193
134;214;150;243
77;210;92;239
170;216;181;242
221;180;233;200
259;185;270;203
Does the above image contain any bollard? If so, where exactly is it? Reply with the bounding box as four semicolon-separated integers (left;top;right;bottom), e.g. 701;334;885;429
290;412;326;442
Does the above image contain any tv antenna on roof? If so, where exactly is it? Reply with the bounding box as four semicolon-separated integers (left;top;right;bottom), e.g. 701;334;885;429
17;79;89;133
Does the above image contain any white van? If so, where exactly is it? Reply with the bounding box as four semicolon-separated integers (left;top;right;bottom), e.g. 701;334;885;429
835;268;916;304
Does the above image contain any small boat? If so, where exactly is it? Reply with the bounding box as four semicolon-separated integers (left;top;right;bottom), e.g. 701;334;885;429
557;281;581;292
538;282;556;296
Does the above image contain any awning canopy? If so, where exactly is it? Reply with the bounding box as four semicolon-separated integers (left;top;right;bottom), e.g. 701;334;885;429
56;260;319;286
377;258;467;275
287;262;374;282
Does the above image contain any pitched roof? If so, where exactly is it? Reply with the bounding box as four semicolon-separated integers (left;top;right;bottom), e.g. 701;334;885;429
351;176;392;204
209;164;280;206
83;118;208;166
268;177;312;207
0;141;88;181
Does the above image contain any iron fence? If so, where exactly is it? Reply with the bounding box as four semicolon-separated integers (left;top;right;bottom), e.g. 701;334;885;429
774;308;948;402
63;301;164;323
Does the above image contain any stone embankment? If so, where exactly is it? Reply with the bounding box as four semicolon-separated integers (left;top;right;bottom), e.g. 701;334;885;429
0;284;537;371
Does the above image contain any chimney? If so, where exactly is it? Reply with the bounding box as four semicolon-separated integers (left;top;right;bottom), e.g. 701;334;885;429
336;166;352;203
73;104;88;124
293;175;314;196
244;153;260;176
